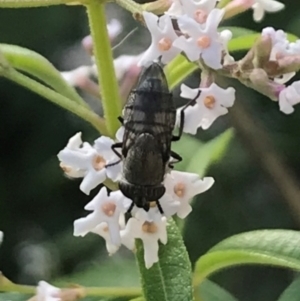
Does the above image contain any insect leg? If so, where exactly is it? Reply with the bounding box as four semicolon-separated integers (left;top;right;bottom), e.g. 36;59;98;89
156;201;164;214
118;116;124;124
172;90;201;142
105;142;122;167
111;142;123;159
169;150;182;169
126;201;134;213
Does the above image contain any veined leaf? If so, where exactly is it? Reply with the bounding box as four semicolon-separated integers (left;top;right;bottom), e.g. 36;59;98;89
197;280;238;301
194;230;300;286
173;129;233;176
277;277;300;301
135;219;194;301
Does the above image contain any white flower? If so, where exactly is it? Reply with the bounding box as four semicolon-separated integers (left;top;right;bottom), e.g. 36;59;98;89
252;0;284;22
279;81;300;114
36;281;61;301
121;217;167;268
173;9;225;69
61;66;93;87
175;104;201;135
179;83;235;132
107;19;122;40
0;231;3;245
166;0;218;24
124;193;180;222
74;187;126;245
139;12;181;66
116;126;125;142
166;0;183;17
58;134;121;195
220;29;234;64
262;27;289;60
164;171;214;218
262;27;296;83
113;54;143;81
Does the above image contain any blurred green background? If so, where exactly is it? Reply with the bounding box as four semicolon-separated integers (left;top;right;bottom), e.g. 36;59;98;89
0;1;300;300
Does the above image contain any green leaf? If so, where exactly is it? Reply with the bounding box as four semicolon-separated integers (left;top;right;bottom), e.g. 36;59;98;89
55;259;139;287
135;218;194;301
194;230;300;286
197;280;238;301
130;298;145;301
173;129;233;176
0;293;29;301
219;26;257;38
186;129;233;176
0;44;85;105
278;277;300;301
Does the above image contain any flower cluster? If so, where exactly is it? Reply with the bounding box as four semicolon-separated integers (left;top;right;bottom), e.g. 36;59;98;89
56;0;300;270
139;2;229;69
58;132;214;268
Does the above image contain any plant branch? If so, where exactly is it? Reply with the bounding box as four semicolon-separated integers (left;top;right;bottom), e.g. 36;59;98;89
86;1;122;136
1;68;109;135
114;0;143;15
0;0;88;8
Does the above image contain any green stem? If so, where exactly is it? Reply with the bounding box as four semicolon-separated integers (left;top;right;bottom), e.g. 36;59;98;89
217;0;231;8
0;44;87;107
114;0;142;15
2;68;109;135
85;286;141;297
0;284;34;294
0;283;141;297
0;0;88;8
86;1;122;136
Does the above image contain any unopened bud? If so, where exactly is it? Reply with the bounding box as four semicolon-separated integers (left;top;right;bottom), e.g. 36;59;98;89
253;35;272;68
142;0;172;15
249;68;285;100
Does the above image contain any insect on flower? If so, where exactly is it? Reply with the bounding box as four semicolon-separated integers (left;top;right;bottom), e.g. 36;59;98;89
107;63;200;213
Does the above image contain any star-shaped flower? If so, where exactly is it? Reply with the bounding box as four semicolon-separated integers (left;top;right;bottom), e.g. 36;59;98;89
58;134;121;195
124;193;180;222
91;212;132;255
279;81;300;114
139;12;181;66
166;0;219;25
179;83;235;133
36;281;61;301
74;187;126;245
252;0;284;22
173;9;225;69
164;171;214;218
121;217;167;268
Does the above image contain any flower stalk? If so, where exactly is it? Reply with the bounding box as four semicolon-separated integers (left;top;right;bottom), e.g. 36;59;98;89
86;1;122;137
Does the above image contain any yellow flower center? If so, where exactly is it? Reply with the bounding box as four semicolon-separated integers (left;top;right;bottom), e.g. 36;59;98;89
197;36;211;49
92;155;106;171
158;37;172;51
194;9;208;24
174;182;186;198
204;95;216;109
101;202;117;217
60;163;72;174
142;221;158;234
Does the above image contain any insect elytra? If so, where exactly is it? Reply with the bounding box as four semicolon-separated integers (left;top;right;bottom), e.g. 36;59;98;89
108;63;190;213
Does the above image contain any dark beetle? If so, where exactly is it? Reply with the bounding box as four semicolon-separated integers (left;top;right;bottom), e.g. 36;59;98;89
109;63;197;213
